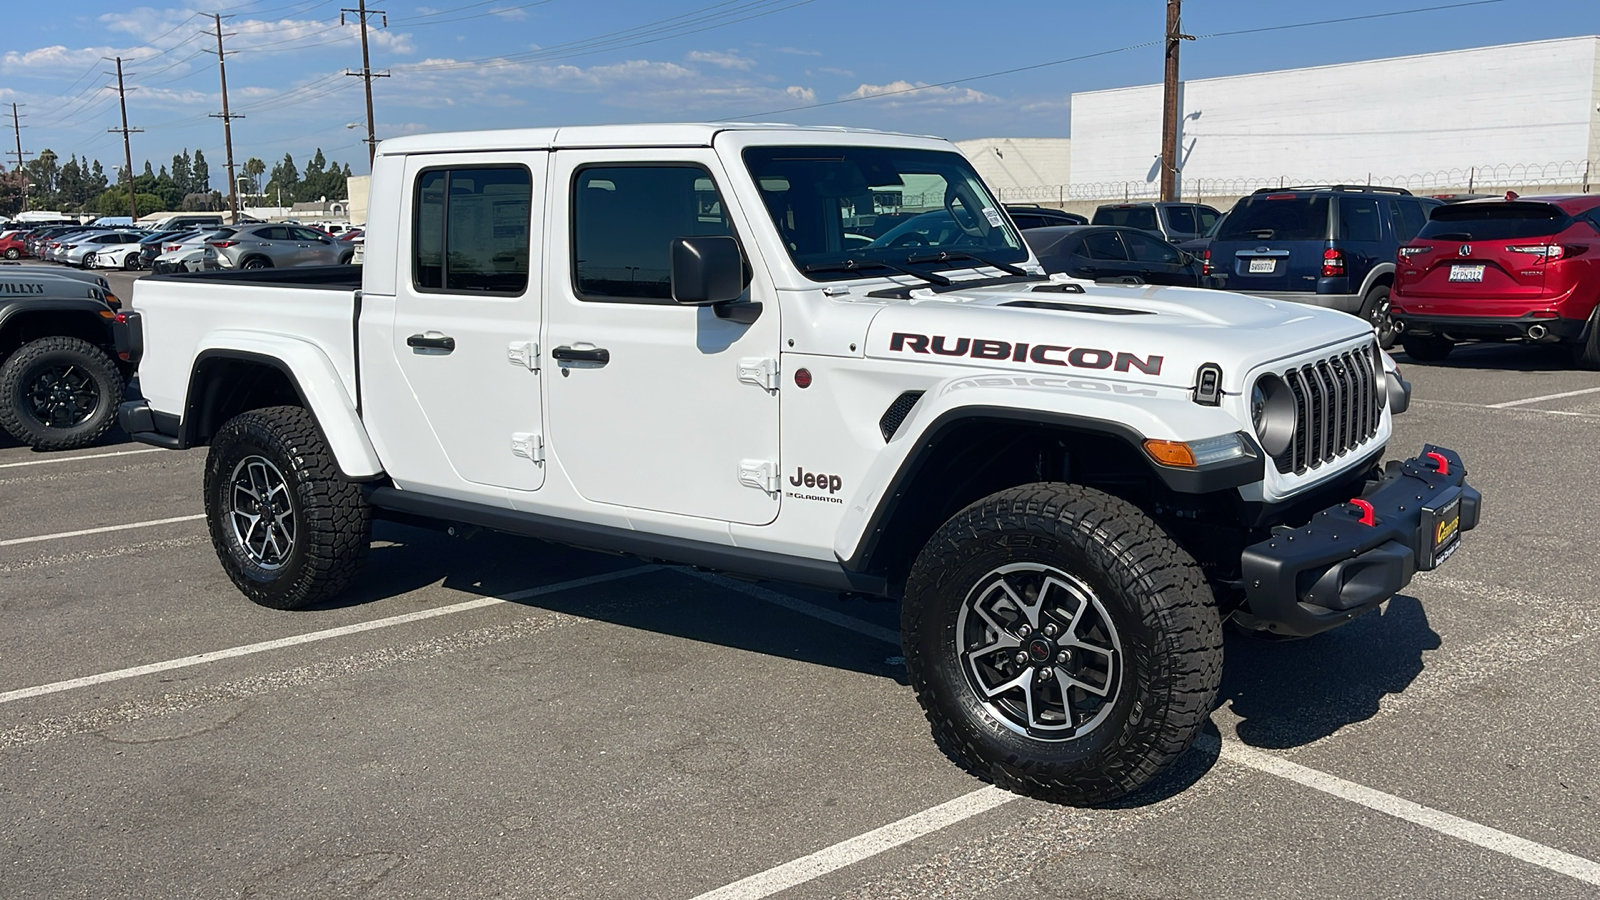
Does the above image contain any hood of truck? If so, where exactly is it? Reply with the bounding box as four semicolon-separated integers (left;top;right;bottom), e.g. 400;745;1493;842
863;280;1372;392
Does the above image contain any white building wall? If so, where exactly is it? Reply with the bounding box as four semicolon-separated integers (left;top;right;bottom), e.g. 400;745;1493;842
1071;36;1600;195
954;138;1071;196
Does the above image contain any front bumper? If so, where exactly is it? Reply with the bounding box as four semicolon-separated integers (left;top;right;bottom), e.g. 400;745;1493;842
1234;445;1481;637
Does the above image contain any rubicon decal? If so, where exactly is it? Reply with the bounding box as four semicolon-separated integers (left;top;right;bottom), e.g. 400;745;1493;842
888;332;1163;376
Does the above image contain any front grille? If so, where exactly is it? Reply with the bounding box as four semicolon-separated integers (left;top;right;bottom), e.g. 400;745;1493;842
1272;344;1382;475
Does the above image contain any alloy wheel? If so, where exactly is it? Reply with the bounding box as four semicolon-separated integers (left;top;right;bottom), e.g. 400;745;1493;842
955;562;1123;740
23;363;99;428
228;455;297;570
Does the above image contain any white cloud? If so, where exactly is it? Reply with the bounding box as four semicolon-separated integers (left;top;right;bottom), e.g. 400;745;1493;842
1;45;119;73
843;81;997;107
687;50;756;71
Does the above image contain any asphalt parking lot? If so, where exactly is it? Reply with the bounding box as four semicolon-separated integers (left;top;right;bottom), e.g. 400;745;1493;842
3;268;1599;898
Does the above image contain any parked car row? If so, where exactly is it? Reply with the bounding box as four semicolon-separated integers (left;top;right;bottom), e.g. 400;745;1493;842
0;220;364;273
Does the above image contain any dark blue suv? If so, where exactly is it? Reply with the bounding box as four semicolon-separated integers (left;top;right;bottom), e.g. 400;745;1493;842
1209;186;1441;347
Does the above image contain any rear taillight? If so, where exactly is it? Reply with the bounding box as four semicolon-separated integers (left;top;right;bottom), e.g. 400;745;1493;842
1322;248;1346;277
1506;244;1587;262
1201;249;1212;276
209;241;239;248
164;245;181;252
1399;245;1432;259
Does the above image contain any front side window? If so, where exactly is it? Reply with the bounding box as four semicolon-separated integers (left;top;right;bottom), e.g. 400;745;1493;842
571;165;735;302
412;166;532;294
743;145;1025;281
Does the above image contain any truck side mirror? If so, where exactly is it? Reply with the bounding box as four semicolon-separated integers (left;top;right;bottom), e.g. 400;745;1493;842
671;236;745;305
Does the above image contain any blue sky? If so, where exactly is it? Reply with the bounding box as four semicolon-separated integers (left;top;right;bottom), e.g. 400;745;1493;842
2;0;1595;185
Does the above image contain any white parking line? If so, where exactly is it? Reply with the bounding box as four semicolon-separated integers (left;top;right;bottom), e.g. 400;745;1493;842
0;447;165;469
0;514;207;548
680;588;1600;896
1487;386;1600;409
689;787;1016;900
1218;740;1600;887
0;565;656;705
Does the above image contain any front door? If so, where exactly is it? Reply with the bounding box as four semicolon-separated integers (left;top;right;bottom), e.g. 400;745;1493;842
392;153;546;492
543;148;780;526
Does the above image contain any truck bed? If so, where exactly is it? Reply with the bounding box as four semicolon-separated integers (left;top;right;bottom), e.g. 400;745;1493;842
145;264;364;290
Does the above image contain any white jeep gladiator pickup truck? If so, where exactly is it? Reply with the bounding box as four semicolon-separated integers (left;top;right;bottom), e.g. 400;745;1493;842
118;124;1481;804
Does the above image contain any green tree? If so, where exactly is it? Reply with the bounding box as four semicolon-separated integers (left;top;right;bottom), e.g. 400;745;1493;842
192;148;210;192
93;189;165;218
171;150;192;195
266;152;299;206
25;149;60;207
242;157;266;196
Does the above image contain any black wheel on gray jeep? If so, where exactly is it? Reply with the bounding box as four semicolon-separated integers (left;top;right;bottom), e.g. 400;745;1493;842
1401;335;1454;362
1361;285;1397;350
1572;307;1600;370
204;405;371;609
0;336;124;450
902;483;1222;805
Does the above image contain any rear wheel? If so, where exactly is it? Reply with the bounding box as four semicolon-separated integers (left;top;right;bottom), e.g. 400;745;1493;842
1401;335;1454;362
1573;308;1600;370
204;406;371;609
903;483;1222;805
0;336;123;450
3;248;19;260
122;252;138;270
241;256;272;270
1360;286;1396;349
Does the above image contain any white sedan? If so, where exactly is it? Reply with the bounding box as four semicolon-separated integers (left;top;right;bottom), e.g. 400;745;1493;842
82;232;151;269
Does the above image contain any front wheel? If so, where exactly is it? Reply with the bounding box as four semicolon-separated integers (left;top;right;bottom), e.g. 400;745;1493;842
0;336;124;450
204;406;371;609
3;248;19;260
1361;286;1397;350
903;483;1222;805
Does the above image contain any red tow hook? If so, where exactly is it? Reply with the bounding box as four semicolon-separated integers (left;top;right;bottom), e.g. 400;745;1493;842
1349;498;1376;527
1424;451;1450;476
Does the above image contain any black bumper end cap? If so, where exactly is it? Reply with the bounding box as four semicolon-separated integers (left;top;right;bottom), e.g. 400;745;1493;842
119;400;183;449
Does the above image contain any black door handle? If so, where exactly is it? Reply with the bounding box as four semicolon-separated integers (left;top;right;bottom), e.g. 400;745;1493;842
407;333;456;352
551;346;610;365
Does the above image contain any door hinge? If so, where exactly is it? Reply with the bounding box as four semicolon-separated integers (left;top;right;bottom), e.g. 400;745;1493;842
507;341;539;372
737;459;779;494
511;432;544;463
737;357;780;391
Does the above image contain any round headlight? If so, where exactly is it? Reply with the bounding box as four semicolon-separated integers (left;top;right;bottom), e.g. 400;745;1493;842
1250;374;1296;457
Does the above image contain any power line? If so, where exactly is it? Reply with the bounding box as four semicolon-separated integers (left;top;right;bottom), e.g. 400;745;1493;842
736;0;1510;118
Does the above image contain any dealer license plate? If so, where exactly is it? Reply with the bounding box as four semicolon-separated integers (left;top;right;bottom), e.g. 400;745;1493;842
1430;496;1463;566
1248;258;1276;274
1448;264;1485;282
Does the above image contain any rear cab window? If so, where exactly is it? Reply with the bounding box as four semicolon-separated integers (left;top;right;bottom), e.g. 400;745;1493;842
1217;195;1331;242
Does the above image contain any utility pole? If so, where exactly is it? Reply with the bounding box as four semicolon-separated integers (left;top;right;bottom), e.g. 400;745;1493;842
6;103;28;210
106;56;143;219
208;13;244;223
1159;0;1194;202
342;0;388;167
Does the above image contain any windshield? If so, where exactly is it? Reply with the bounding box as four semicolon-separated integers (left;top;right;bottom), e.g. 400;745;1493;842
742;145;1027;280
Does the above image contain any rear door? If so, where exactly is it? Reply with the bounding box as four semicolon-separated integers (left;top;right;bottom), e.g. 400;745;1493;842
1213;193;1331;293
1122;231;1198;285
1397;202;1569;312
1077;229;1138;280
391;154;547;493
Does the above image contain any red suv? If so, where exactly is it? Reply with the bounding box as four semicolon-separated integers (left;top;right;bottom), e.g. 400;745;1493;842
1392;195;1600;365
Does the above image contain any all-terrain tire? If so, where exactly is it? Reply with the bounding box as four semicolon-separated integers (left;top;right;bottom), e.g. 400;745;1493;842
1360;285;1396;350
902;483;1222;806
1401;335;1454;362
0;336;123;450
204;405;371;609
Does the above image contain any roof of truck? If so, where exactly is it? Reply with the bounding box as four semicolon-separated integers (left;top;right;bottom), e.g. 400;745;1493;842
377;123;944;156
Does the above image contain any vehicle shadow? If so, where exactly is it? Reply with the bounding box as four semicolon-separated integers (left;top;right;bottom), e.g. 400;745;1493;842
305;521;903;682
1218;594;1439;749
1398;341;1578;372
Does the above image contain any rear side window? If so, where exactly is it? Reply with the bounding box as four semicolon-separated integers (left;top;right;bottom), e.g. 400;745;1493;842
413;166;532;294
1391;199;1429;242
1164;206;1197;235
1011;214;1045;230
1094;207;1159;231
1419;202;1573;241
1081;231;1128;260
1123;231;1182;264
1217;195;1331;242
1339;198;1382;242
572;165;734;302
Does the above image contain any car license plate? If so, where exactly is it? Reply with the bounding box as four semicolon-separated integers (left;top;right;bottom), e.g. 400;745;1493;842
1448;264;1485;282
1248;258;1276;274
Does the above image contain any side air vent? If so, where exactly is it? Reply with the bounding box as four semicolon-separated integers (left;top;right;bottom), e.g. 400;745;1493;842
1003;299;1152;316
879;391;924;441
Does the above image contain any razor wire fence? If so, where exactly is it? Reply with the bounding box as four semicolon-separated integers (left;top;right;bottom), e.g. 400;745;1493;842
994;159;1598;204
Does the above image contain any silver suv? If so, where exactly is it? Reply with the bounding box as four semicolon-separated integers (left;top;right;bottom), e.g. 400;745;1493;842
204;225;352;270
